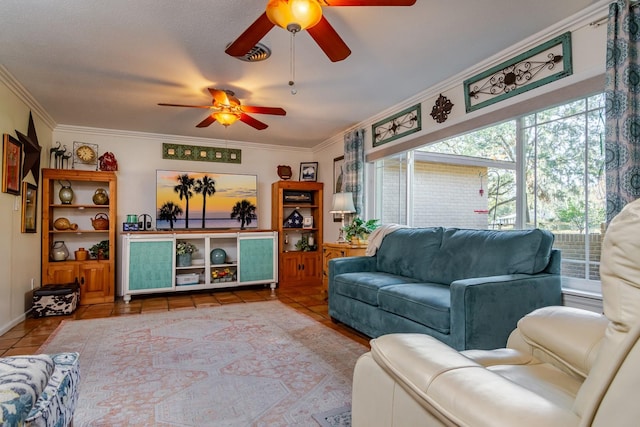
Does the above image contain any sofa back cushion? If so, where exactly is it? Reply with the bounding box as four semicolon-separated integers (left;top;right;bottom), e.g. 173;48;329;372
427;228;554;284
376;227;444;280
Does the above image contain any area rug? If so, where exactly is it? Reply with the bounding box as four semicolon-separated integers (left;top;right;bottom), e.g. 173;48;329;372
38;300;366;426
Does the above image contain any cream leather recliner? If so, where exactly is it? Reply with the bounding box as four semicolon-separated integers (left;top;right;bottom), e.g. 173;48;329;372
352;198;640;427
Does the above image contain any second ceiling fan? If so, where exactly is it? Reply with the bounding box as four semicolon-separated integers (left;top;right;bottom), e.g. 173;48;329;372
158;88;286;130
226;0;417;63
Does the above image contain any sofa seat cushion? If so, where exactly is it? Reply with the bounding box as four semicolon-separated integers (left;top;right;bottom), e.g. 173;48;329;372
333;272;419;306
378;283;451;333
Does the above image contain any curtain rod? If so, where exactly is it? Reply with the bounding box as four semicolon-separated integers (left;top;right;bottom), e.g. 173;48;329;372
590;1;640;28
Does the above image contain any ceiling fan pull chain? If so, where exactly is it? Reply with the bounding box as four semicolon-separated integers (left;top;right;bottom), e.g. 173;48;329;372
289;32;297;95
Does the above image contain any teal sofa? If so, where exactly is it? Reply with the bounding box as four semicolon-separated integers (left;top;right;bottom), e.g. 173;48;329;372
328;227;562;350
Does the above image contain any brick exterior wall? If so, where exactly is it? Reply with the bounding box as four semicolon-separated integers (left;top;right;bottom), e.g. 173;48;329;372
381;160;488;228
553;233;602;281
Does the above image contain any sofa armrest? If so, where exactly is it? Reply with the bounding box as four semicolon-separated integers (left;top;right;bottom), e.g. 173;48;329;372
368;334;579;427
507;306;607;379
449;273;562;350
329;256;377;275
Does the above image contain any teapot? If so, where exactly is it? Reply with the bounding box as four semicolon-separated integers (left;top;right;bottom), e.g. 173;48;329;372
91;213;109;230
92;188;109;205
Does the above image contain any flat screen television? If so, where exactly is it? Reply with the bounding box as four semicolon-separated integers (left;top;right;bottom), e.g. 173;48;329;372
156;169;258;230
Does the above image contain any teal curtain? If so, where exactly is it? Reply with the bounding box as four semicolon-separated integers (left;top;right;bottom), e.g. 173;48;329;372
344;129;365;215
606;0;640;221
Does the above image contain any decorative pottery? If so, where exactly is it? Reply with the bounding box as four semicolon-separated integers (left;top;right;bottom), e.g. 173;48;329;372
74;247;88;261
51;241;69;261
92;188;109;205
210;248;226;265
176;253;192;267
53;217;77;231
91;213;109;230
58;181;74;204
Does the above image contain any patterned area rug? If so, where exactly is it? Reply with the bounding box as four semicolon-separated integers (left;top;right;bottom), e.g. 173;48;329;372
38;301;366;426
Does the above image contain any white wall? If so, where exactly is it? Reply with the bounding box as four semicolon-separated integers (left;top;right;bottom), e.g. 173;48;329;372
0;73;52;334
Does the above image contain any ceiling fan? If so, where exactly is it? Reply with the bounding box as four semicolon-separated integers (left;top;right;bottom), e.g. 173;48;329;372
158;88;286;130
225;0;417;63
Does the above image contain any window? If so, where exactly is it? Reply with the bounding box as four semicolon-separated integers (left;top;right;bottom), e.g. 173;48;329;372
374;94;605;294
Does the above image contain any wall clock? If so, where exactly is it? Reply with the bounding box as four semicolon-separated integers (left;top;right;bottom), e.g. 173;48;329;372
72;141;99;170
76;145;96;162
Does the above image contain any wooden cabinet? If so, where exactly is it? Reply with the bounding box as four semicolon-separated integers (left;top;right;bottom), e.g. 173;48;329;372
280;252;322;286
322;242;368;292
121;231;277;302
42;169;116;304
271;181;323;288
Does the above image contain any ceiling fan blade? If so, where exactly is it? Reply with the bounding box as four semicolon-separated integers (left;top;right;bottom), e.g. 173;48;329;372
225;13;275;57
208;88;231;105
241;106;287;116
240;113;268;130
196;115;217;128
158;103;213;109
306;16;351;62
322;0;416;5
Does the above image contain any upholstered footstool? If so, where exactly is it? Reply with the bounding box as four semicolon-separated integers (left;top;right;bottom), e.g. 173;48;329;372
32;283;80;318
0;352;80;427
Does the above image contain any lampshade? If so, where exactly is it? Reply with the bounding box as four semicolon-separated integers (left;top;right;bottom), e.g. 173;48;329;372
330;192;356;214
213;111;240;127
266;0;323;33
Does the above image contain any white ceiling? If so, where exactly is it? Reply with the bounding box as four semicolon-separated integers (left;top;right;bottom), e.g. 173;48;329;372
1;0;600;149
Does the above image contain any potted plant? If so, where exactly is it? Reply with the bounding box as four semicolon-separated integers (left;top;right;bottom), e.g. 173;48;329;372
176;241;197;267
89;240;110;260
342;217;380;243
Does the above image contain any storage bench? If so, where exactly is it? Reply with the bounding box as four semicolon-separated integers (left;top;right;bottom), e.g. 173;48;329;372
32;282;80;317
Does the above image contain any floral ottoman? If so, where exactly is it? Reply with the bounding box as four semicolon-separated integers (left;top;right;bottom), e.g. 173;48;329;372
0;352;80;427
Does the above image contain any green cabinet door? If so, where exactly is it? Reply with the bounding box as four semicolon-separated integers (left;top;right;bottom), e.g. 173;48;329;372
128;240;174;291
238;237;275;283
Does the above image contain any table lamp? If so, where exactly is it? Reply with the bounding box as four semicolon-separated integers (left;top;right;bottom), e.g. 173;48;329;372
330;192;356;242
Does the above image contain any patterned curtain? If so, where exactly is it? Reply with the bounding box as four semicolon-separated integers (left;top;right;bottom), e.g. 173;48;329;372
605;0;640;221
343;129;365;215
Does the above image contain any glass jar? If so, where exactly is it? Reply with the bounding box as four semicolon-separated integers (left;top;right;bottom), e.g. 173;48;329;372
51;241;69;261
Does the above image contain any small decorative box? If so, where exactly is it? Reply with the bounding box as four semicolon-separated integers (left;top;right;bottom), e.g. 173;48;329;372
176;273;199;285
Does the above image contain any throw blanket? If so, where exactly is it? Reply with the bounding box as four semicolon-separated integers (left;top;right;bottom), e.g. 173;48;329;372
366;224;409;256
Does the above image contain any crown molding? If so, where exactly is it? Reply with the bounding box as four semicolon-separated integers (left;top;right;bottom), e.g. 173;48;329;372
53;124;311;153
0;65;57;131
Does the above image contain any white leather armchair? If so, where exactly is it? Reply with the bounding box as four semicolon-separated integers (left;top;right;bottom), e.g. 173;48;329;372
352;198;640;427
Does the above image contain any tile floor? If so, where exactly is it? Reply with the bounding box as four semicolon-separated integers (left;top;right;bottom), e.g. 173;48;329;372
0;284;371;357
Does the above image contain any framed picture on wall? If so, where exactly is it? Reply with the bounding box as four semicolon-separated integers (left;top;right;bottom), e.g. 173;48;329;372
21;182;37;233
333;156;345;222
2;134;23;195
299;162;318;182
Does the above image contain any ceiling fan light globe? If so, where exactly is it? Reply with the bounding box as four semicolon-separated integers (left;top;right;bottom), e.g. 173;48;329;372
266;0;322;32
214;112;240;127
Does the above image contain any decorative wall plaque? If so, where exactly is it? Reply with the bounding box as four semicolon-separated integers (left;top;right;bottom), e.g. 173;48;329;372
430;94;454;123
372;104;421;147
464;32;572;113
162;143;241;164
